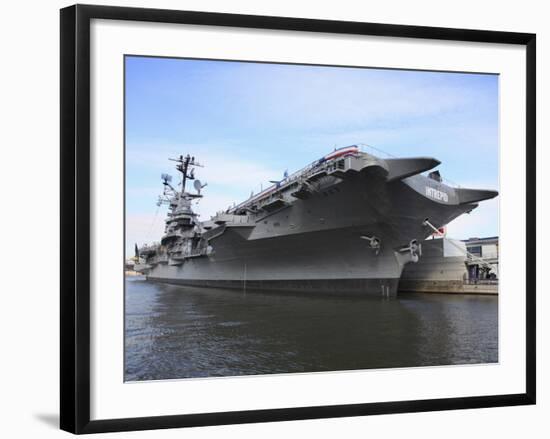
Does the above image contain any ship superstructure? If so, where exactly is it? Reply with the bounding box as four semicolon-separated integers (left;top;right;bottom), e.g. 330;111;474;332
134;146;498;297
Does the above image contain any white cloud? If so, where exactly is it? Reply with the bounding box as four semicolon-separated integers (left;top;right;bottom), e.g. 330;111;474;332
125;212;166;255
445;198;499;240
223;67;478;130
127;142;279;191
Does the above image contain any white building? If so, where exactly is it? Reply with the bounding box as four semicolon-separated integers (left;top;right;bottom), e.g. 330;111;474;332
463;236;499;279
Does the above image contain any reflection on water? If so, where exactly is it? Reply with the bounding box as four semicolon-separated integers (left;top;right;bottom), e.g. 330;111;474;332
124;276;498;381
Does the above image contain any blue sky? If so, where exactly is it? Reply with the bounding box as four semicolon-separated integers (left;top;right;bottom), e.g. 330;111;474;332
125;56;499;254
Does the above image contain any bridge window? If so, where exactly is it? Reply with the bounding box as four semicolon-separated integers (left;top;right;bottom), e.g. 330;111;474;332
469;245;482;257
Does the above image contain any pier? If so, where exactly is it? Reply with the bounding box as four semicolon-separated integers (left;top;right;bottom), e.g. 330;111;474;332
398;279;498;295
399;237;499;295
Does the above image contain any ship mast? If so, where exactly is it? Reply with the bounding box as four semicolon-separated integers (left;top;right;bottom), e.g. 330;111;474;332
169;154;202;195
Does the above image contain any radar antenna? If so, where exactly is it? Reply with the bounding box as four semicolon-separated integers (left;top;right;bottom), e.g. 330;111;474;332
168;154;204;194
193;179;208;195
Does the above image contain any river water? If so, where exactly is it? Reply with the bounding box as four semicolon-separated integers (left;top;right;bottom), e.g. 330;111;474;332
125;276;498;381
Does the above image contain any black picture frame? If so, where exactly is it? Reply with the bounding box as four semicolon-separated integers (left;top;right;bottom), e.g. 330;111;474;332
60;4;536;434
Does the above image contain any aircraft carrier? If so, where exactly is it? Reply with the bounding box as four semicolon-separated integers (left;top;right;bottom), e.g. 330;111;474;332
133;146;498;297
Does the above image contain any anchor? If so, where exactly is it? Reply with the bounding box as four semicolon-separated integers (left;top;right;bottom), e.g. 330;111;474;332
399;239;422;263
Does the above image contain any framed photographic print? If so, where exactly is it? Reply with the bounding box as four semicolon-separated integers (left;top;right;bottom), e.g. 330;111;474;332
60;4;536;434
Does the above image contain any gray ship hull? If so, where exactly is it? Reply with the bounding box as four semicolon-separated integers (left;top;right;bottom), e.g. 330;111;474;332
142;155;495;297
147;276;399;296
145;226;403;296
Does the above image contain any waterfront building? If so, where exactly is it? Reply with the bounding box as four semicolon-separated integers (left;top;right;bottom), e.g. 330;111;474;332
463;236;499;279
